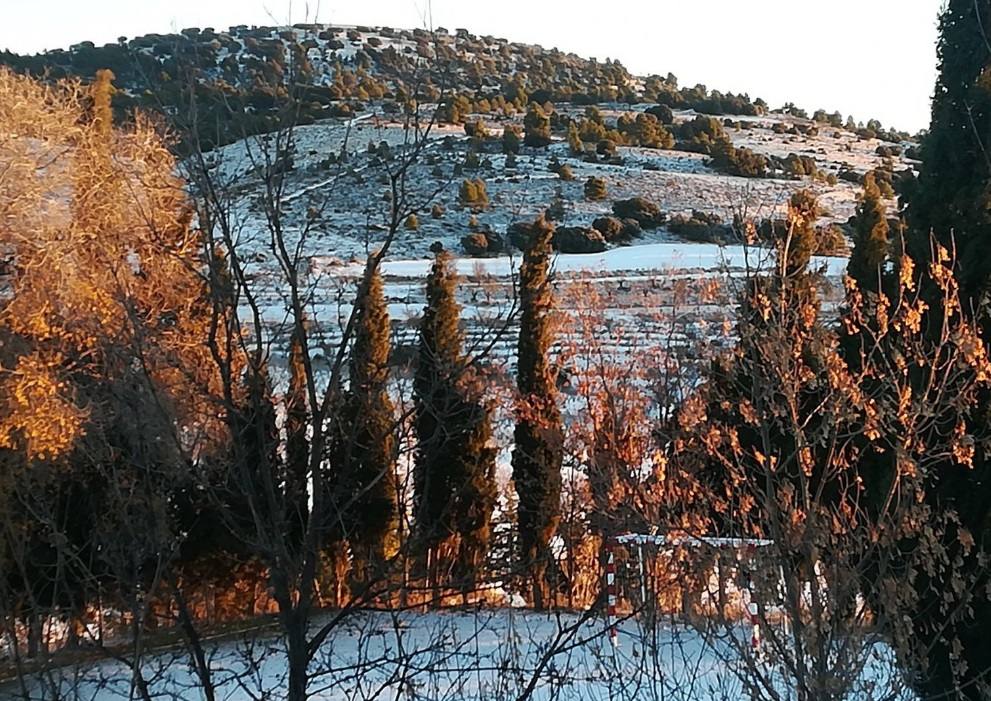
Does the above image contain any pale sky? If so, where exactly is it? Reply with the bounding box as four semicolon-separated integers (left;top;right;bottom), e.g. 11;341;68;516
1;0;944;132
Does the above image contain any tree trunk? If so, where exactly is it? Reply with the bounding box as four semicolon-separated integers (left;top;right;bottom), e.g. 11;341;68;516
286;615;309;701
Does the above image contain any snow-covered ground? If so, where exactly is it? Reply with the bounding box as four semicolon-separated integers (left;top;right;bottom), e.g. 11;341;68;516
203;104;907;264
2;609;909;701
316;241;847;280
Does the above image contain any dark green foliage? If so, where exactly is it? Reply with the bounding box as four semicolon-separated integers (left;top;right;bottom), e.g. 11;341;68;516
508;219;553;250
512;216;564;609
596;139;617;158
284;328;310;547
616;112;674;149
333;262;398;586
463;150;481;170
578;116;607;144
756;191;822;276
620;218;643;239
591;216;623;241
440;94;472;124
906;0;991;302
0;25;772;153
413;251;497;591
230;363;282;537
459;178;489;209
847;173;890;292
524;103;552;147
584;176;608;201
838;168;863;185
502;126;521;155
813;109;845;128
872;167;896;198
780;102;808;119
780;153;819;179
756;218;846;258
647;77;764;116
591;215;643;243
461;231;504;255
463;118;488;138
815;223;849;257
645;103;674;124
896;4;991;696
779;189;820;277
612;197;666;228
709;139;769;178
545;188;567;222
676;115;728;154
461;233;488;255
566;122;583;155
667;210;735;244
553;226;607;253
548;157;574;181
605;216;643;243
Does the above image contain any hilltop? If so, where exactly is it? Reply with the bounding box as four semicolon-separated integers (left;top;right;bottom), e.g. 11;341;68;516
0;23;911;149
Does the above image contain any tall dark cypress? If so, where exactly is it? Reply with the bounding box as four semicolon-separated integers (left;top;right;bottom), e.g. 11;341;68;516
780;188;819;279
284;326;309;550
449;394;497;595
413;249;497;595
696;192;827;531
847;173;890;293
906;0;991;309
897;3;991;698
512;216;564;610
229;361;281;538
335;261;398;588
413;249;464;573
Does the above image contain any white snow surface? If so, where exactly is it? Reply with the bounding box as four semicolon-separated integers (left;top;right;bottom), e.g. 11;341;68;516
2;609;909;701
316;242;848;281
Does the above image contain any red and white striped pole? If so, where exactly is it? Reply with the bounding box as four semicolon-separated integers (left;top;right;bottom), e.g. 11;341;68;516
606;539;619;647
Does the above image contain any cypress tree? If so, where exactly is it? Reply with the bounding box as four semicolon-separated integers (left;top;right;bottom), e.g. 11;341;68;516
413;250;497;595
896;3;991;697
336;261;398;588
91;69;115;145
567;122;583;155
413;249;463;567
73;69;117;235
780;189;819;279
228;361;281;539
847;173;890;293
284;326;310;550
512;216;564;609
698;192;827;529
906;0;991;309
449;394;497;595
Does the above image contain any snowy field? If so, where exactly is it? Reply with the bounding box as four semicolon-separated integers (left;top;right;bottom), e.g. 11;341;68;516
1;609;909;701
245;241;847;369
317;241;848;280
206;103;907;263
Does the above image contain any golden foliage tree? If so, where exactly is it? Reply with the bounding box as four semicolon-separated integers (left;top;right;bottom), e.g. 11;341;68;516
0;68;224;461
0;68;228;646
